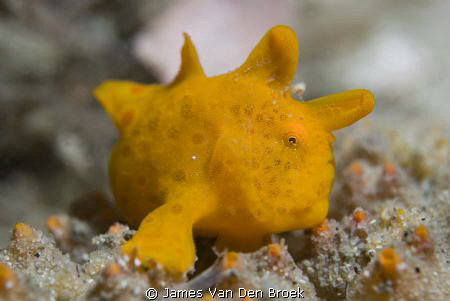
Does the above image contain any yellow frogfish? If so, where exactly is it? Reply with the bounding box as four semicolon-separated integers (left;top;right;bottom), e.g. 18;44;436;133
95;25;375;274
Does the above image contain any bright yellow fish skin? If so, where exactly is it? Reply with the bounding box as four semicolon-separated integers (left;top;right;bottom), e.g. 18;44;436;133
94;25;375;274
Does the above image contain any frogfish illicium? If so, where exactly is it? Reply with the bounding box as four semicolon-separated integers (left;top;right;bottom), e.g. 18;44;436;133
95;25;375;274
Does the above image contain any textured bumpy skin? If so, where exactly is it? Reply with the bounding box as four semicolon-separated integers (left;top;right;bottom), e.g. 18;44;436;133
95;25;375;274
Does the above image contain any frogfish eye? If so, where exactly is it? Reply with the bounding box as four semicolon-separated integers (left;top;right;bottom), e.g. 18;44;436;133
284;134;298;148
282;123;305;149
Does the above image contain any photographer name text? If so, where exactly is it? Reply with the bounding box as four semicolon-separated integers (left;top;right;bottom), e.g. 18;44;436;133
145;287;304;299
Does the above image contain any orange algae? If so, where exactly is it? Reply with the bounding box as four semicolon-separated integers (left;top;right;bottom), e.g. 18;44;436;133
353;210;366;223
378;248;402;280
312;219;330;236
267;243;282;258
12;223;33;240
47;215;64;232
350;162;363;176
102;262;122;278
108;223;126;235
383;162;396;176
223;252;239;270
412;224;434;254
0;263;16;287
414;225;430;243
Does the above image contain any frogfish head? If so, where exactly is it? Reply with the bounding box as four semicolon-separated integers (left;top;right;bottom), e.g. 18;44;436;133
204;25;374;232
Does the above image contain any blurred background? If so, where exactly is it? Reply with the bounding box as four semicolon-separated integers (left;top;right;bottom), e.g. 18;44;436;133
0;0;448;245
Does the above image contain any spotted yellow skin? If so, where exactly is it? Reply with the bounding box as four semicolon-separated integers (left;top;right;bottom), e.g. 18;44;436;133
95;25;375;274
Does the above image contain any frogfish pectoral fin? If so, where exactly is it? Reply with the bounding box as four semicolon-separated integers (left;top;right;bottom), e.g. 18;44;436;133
121;203;197;274
305;89;375;131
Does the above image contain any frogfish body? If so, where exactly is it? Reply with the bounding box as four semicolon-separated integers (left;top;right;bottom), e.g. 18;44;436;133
95;25;375;274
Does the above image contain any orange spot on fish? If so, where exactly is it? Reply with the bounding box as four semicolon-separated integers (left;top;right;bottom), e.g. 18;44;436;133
130;85;145;95
121;111;134;128
192;134;204;144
